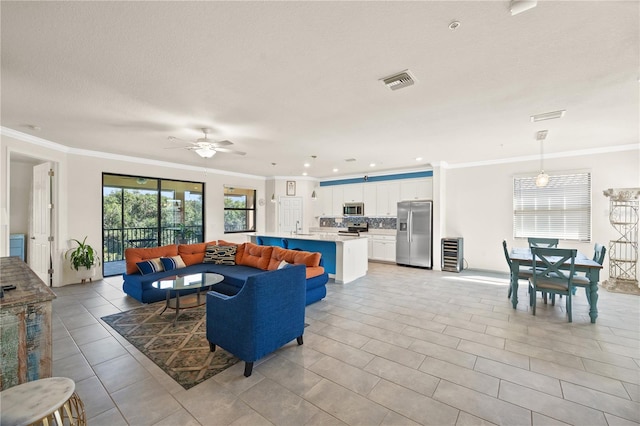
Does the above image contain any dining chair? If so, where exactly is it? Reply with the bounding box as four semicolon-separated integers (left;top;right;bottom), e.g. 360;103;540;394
529;247;577;322
502;240;533;298
573;243;606;303
527;237;559;248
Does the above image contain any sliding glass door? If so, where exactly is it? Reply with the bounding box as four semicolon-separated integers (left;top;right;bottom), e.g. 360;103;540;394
102;174;204;276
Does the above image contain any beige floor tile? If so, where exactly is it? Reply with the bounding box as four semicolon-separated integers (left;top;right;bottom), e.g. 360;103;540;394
419;357;499;397
75;375;116;420
474;358;562;397
303;379;389;426
582;358;640;385
505;340;585;369
152;408;202;426
257;354;324;396
561;381;640;422
61;311;99;330
456;411;498;426
434;314;487;333
498;381;608;425
239;378;319;425
380;411;421;426
304;410;348;426
410;339;477;370
433;380;531;425
458;340;529;369
604;412;640;426
52;352;95;383
364;356;439;397
228;411;272;426
623;382;639;402
308;355;380;395
87;407;128;426
175;378;257;425
93;353;152;393
444;326;506;349
79;335;129;366
111;377;183;425
529;358;630;398
361;338;425;369
52;335;81;361
368;379;459;425
531;412;571;426
312;324;371;348
305;332;375;368
402;325;461;348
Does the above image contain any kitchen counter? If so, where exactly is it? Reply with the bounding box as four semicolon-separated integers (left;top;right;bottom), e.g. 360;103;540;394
250;233;368;284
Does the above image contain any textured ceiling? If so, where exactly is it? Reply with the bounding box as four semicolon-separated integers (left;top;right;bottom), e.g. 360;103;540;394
1;1;638;178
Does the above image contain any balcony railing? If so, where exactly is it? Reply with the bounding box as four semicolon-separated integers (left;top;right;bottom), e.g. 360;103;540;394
103;226;202;263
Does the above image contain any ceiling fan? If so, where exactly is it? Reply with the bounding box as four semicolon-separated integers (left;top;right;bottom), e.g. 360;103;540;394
167;128;246;158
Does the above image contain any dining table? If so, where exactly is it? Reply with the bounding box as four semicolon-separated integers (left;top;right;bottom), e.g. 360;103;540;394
509;247;603;323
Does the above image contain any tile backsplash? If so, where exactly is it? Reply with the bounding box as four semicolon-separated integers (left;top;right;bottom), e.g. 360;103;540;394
319;217;397;230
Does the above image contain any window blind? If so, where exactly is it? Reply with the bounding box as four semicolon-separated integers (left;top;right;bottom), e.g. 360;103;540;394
513;172;591;241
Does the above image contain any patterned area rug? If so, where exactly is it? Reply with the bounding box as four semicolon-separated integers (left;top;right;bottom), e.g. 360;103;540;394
101;303;239;389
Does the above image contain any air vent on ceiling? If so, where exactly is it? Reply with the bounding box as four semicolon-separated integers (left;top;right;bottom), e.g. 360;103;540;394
380;70;416;91
531;110;566;122
345;158;357;162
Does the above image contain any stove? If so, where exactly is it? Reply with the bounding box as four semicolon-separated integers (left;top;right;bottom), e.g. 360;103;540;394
338;222;369;236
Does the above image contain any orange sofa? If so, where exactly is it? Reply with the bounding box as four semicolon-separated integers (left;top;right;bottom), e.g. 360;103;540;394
122;241;328;305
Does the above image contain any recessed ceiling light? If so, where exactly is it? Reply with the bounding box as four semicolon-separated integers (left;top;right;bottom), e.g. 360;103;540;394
448;21;461;30
332;168;339;173
531;110;566;122
415;157;423;161
302;172;308;176
304;163;310;168
369;163;376;167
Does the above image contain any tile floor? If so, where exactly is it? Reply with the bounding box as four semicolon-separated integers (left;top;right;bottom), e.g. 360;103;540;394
51;263;640;425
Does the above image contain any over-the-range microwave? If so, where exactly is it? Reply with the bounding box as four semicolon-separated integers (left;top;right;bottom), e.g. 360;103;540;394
343;202;364;216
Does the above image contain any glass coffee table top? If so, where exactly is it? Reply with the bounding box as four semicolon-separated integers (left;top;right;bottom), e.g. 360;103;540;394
152;272;224;325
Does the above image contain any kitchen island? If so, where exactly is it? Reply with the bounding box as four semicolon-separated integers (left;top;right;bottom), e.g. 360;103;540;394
250;233;368;284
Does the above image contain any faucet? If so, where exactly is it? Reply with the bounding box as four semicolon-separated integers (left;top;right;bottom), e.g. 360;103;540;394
295;220;300;235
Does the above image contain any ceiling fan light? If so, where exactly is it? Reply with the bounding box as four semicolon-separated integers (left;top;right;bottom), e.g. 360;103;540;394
535;171;549;187
195;148;216;158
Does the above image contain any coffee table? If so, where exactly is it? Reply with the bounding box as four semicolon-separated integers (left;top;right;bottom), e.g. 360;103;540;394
152;272;224;325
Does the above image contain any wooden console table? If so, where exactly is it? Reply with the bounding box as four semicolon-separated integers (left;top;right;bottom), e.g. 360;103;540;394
0;256;56;390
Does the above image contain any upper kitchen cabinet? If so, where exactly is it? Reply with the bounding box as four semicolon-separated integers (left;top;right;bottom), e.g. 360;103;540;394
376;182;400;216
332;186;344;216
342;184;363;203
400;178;432;201
316;186;333;216
363;184;377;216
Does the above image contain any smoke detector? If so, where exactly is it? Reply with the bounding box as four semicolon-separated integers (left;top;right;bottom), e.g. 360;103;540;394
380;70;417;91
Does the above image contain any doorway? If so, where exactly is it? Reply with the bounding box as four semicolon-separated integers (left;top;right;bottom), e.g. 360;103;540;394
278;196;303;234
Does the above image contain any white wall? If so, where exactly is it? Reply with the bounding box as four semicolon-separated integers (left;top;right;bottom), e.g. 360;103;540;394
444;150;640;275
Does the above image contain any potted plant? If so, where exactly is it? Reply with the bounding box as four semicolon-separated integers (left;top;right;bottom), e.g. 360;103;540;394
176;224;194;244
65;236;101;283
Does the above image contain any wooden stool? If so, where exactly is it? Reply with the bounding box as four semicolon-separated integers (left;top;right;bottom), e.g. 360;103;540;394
0;377;86;425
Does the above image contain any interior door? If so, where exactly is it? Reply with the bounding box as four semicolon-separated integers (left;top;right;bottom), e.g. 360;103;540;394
30;162;53;284
279;197;303;234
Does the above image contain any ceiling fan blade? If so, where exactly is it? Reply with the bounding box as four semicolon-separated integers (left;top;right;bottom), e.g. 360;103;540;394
168;136;198;146
163;145;192;150
215;147;246;155
212;139;233;147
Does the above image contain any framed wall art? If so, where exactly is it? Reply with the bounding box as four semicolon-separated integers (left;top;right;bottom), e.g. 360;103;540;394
286;181;296;196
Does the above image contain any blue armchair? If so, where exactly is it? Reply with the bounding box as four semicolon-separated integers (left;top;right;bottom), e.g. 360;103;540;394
206;264;307;377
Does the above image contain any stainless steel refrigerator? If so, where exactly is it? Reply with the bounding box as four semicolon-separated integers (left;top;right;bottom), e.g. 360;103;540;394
396;200;433;268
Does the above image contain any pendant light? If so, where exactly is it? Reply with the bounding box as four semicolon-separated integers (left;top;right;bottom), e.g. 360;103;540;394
270;162;277;202
535;130;549;188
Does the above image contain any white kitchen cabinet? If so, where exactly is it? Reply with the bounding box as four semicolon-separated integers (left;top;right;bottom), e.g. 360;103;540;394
376;182;400;216
332;186;344;216
342;184;363;203
363;184;377;216
317;186;333;216
366;235;373;259
370;235;396;262
399;178;432;201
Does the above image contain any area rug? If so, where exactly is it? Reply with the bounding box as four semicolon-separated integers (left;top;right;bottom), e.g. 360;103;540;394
101;303;239;389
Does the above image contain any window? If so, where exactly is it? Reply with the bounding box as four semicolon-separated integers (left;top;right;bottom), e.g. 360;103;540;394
513;172;591;241
224;186;256;233
102;174;204;276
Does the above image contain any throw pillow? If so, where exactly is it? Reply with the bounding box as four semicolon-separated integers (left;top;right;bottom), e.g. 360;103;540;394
277;260;291;269
160;255;186;271
136;258;164;275
203;245;237;265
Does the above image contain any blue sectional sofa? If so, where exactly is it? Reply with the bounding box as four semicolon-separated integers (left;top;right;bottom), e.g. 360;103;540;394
122;241;328;305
